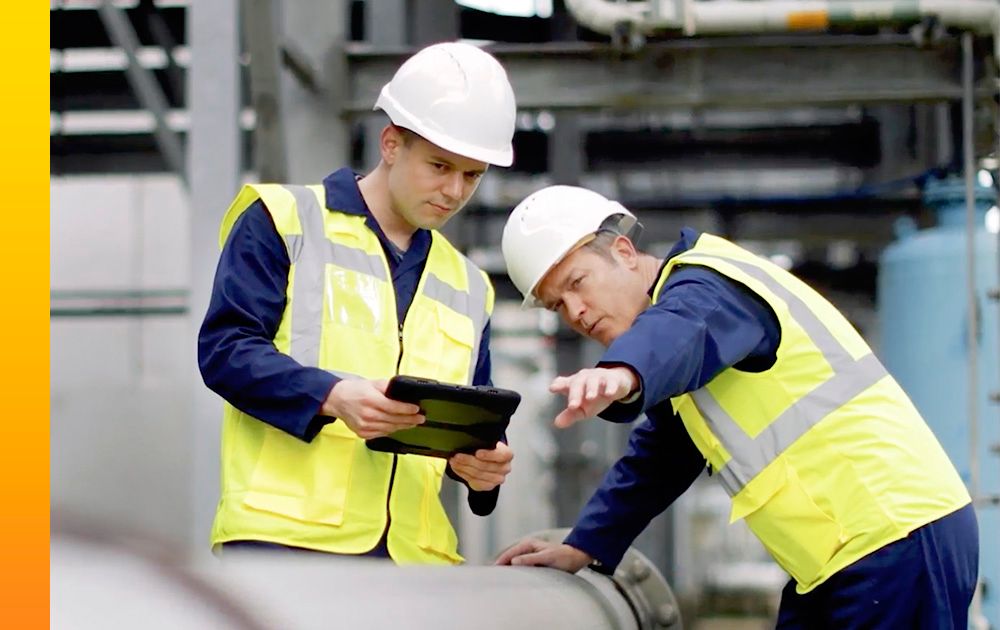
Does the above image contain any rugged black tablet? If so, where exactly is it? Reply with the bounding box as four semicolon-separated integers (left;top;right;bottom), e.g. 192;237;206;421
365;375;521;459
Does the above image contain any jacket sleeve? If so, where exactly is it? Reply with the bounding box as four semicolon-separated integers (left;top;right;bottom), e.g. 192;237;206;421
597;266;780;424
563;409;705;573
198;201;338;441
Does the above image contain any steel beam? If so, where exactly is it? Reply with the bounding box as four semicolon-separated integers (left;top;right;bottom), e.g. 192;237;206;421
50;289;188;318
343;35;995;114
359;0;407;170
240;0;350;183
277;0;350;183
408;0;459;46
188;0;242;554
241;0;289;182
137;0;185;104
97;1;186;183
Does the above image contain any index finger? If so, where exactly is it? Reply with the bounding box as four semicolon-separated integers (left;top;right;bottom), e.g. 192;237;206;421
554;406;585;429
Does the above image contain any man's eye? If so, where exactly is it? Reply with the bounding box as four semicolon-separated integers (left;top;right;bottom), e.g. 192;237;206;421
571;276;583;289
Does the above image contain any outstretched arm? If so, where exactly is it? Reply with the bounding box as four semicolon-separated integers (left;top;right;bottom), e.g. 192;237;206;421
598;266;780;423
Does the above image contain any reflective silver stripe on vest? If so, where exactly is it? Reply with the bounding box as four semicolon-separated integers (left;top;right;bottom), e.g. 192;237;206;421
421;258;488;384
679;253;889;496
284;186;329;368
463;259;488;383
283;186;386;367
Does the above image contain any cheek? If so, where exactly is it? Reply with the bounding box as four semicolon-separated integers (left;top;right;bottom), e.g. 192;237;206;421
430;174;455;196
397;159;426;184
389;165;413;192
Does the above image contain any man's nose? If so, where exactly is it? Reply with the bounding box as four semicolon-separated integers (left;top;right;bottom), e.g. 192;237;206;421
442;172;464;200
565;294;587;327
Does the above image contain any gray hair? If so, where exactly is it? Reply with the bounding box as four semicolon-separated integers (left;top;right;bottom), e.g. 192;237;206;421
581;213;643;260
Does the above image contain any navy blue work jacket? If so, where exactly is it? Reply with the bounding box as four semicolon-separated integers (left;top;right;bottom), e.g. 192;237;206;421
563;228;782;573
198;168;497;514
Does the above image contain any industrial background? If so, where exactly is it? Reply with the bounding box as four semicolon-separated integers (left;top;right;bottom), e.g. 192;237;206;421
51;1;999;628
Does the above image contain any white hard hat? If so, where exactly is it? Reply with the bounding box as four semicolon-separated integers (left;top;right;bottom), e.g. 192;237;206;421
502;185;639;308
374;42;516;167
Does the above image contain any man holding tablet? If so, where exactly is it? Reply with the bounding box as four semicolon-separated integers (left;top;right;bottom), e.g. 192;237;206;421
198;43;515;563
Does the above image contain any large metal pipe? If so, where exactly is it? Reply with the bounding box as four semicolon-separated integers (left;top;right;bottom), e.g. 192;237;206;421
52;523;682;630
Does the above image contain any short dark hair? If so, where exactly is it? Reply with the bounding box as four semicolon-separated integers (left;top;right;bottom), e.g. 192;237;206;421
392;124;417;146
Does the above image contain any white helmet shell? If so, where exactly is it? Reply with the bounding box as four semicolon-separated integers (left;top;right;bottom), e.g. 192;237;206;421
502;185;638;308
374;42;516;166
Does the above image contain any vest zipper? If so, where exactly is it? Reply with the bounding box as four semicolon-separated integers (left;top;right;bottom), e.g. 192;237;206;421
382;322;406;552
395;322;405;372
383;452;398;551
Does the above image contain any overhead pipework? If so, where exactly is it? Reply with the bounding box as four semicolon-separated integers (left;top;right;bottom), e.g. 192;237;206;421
565;0;1000;56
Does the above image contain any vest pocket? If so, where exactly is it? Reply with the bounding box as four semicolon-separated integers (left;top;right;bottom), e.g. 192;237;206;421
733;459;845;586
324;267;393;334
243;424;355;526
417;459;462;562
434;303;475;366
404;303;476;382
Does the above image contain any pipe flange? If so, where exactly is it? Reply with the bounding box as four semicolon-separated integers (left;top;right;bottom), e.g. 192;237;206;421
512;528;683;629
613;544;682;629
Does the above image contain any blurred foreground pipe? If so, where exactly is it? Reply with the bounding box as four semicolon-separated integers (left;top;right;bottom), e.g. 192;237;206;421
52;522;682;630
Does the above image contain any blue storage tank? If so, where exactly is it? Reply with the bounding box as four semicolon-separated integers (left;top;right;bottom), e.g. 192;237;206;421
878;175;999;627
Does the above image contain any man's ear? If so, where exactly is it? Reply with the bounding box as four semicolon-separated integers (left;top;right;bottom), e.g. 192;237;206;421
380;125;403;165
610;235;639;269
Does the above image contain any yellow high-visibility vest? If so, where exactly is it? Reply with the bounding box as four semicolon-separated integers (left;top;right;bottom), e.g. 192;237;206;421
656;233;970;593
210;183;494;564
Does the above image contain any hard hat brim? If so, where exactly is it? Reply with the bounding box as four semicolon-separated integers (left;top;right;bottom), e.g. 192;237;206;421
375;89;514;167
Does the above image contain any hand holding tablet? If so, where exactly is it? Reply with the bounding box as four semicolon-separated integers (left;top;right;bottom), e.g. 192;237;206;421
365;375;521;459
